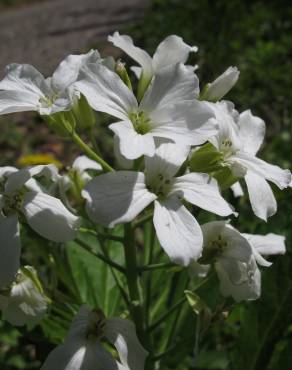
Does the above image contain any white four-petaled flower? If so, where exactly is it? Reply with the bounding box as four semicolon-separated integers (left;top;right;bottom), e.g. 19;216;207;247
0;266;48;327
207;101;291;220
201;221;261;302
108;32;197;86
82;143;234;266
0;50;100;116
41;305;148;370
75;61;217;160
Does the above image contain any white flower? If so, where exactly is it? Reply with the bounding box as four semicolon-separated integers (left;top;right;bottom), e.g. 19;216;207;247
242;232;286;267
0;165;80;288
108;31;197;84
82;143;234;266
201;221;261;302
75;61;216;160
0;50;100;116
0;164;80;241
0;266;48;327
41;305;148;370
207;101;291;220
203;67;240;101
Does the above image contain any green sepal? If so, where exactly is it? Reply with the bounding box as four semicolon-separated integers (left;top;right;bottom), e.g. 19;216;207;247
189;142;223;173
213;166;240;190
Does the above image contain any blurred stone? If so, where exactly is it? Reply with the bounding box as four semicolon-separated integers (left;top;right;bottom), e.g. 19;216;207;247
0;0;149;76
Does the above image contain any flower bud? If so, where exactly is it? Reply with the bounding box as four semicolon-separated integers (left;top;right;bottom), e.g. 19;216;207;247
201;67;239;102
0;266;48;327
72;94;96;130
115;60;133;90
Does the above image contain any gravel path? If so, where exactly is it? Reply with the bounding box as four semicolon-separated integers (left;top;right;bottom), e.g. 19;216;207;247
0;0;149;76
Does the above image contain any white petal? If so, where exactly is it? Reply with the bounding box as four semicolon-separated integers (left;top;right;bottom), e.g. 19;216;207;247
188;262;210;278
216;257;261;302
207;101;241;151
110;120;155;159
0;90;41;114
140;63;199;113
153;197;203;266
108;32;153;80
0;215;21;288
0;63;49;95
5;164;58;193
172;173;234;216
246;233;286;256
82;171;156;227
113;135;134;169
105;318;148;370
41;340;123;370
235;152;291;189
145;142;189;187
75;63;137;120
231;181;244;197
204;66;239;101
52;50;100;92
22;191;80;242
242;233;286;267
244;171;277;221
72;155;102;173
237;110;265;155
130;66;142;79
150;101;216;146
152;35;197;72
0;166;18;179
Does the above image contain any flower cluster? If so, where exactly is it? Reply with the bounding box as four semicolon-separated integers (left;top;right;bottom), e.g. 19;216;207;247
0;32;290;368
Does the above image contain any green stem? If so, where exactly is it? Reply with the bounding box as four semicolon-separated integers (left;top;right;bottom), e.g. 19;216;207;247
139;261;176;272
149;274;212;333
123;223;151;350
76;238;125;273
79;228;124;243
98;240;130;307
70;130;113;172
148;296;186;332
133;211;153;228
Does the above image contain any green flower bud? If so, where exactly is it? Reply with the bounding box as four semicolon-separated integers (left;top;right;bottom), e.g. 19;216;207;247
72;94;96;130
115;60;133;91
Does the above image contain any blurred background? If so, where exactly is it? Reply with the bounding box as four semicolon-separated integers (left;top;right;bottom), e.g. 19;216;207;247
0;0;291;369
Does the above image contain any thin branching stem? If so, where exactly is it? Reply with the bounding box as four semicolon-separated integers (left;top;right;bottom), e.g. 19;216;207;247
75;238;125;273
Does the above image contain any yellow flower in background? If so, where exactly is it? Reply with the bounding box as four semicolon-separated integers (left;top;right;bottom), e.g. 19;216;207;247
18;153;62;169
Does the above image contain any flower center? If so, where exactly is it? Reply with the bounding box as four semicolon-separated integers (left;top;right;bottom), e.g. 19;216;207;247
39;93;59;108
209;234;228;255
200;234;228;263
3;190;25;216
86;309;106;342
129;111;152;135
146;173;173;199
